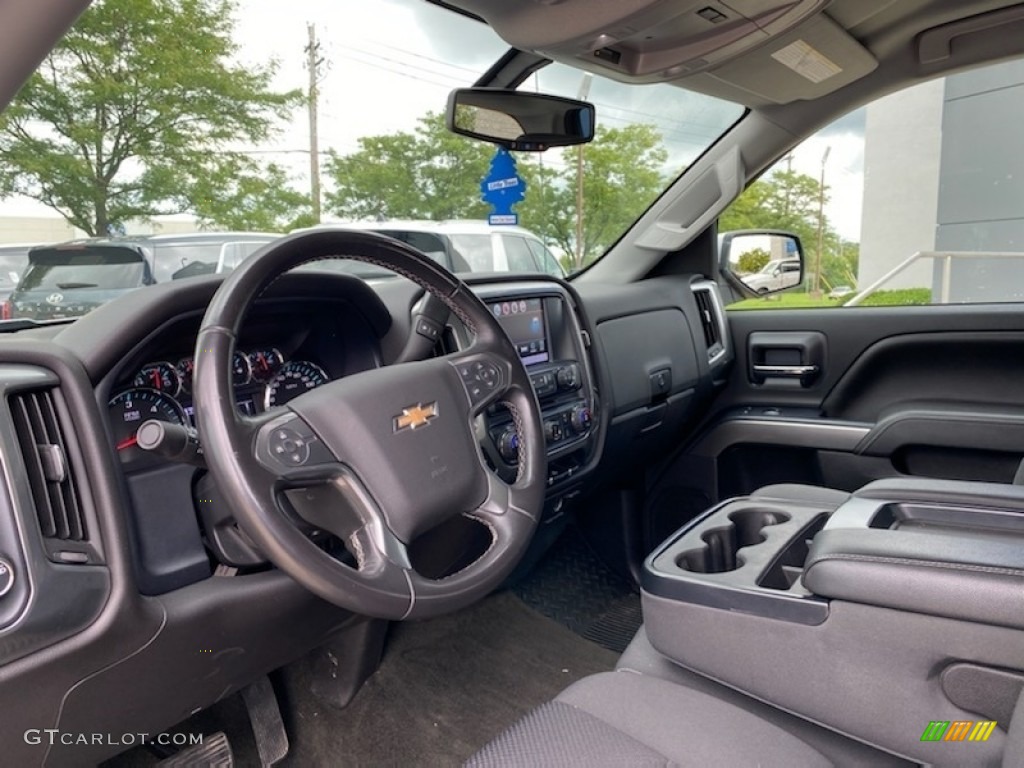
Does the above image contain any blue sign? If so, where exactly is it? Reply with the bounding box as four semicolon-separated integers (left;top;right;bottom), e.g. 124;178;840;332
481;147;526;226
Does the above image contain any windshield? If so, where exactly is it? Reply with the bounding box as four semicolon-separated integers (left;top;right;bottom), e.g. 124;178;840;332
0;0;743;323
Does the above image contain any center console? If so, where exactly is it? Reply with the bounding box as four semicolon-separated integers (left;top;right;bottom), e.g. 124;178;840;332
640;478;1024;764
460;282;599;494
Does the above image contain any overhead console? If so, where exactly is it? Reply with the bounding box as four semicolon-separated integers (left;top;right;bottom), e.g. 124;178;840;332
445;0;878;104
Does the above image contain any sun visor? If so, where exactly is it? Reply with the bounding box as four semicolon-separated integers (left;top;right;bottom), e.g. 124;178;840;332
695;12;878;104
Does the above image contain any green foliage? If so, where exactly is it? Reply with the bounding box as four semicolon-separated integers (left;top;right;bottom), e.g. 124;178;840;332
325;118;667;271
854;288;932;306
325;112;493;221
518;124;667;269
190;161;311;232
0;0;303;235
737;247;771;274
720;169;860;292
729;287;934;310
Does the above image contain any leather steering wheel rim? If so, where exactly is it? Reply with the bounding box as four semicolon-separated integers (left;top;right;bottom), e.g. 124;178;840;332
193;229;546;619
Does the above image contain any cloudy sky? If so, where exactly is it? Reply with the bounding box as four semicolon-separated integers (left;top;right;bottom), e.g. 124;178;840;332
3;0;867;240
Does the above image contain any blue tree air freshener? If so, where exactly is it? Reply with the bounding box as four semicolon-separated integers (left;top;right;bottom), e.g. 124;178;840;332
481;147;526;225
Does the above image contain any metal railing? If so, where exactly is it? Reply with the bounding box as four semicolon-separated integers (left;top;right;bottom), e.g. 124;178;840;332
844;250;1024;306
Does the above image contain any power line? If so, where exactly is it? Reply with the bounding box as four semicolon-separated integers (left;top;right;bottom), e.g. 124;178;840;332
341;39;484;77
334;50;463;90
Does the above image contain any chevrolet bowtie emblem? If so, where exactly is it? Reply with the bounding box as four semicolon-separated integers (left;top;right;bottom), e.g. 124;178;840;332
394;402;438;432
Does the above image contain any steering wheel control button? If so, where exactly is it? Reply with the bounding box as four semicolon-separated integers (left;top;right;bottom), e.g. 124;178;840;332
270;427;310;466
415;316;441;342
456;359;503;405
0;558;14;598
257;415;333;472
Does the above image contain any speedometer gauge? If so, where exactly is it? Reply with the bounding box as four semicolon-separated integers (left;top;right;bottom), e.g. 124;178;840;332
249;347;284;382
133;361;181;396
109;388;187;463
264;361;329;408
232;350;252;386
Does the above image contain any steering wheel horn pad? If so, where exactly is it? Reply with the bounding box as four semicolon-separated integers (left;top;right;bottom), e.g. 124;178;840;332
193;229;546;619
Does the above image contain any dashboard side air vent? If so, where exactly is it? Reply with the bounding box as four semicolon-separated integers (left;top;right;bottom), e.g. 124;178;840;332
9;388;94;561
692;283;727;364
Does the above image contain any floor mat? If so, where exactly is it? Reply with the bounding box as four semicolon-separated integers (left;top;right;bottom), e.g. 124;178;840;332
277;591;618;768
512;525;642;653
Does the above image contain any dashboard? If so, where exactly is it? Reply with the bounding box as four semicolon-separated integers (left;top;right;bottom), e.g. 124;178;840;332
0;265;730;766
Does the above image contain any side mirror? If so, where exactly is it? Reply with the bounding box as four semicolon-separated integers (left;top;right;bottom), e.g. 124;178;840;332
720;230;805;296
446;88;595;152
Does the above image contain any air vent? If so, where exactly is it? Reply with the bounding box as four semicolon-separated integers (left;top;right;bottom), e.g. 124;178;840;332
693;285;726;363
9;389;88;548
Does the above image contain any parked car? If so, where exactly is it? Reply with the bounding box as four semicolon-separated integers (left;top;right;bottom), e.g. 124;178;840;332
301;220;566;277
0;242;45;308
743;257;803;293
4;232;276;320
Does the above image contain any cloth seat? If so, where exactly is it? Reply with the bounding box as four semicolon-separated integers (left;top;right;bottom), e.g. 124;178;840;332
467;670;834;767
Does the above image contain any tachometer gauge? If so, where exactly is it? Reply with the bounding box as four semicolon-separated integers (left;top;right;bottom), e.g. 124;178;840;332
109;388;187;462
133;361;181;396
264;361;329;408
176;357;194;393
249;347;284;382
232;350;252;386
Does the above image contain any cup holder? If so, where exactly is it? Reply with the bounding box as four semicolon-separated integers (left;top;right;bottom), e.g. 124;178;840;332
677;508;791;574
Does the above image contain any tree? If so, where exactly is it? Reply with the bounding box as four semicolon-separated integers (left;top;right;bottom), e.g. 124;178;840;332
737;246;771;274
324;114;667;271
0;0;303;236
720;168;859;290
190;160;313;232
721;170;825;250
325;112;494;221
544;124;667;269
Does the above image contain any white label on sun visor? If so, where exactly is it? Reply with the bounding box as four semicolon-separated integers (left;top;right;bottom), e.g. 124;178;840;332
771;40;842;84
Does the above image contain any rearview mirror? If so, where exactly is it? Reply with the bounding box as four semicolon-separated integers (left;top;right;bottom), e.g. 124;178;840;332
446;88;595;152
720;231;805;296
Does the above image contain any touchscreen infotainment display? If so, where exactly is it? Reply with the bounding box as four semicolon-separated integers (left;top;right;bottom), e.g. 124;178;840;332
490;298;548;366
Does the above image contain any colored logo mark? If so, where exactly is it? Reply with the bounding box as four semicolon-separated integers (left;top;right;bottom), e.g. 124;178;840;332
920;720;997;742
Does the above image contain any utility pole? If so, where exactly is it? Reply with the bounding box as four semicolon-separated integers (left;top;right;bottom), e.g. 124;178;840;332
782;153;794;217
305;23;324;223
574;74;592;270
813;145;831;297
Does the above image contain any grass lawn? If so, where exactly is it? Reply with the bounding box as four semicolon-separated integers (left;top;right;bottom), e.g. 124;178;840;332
729;288;932;310
729;292;839;310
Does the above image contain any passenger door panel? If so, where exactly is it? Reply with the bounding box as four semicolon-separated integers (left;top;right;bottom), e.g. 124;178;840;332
646;306;1024;544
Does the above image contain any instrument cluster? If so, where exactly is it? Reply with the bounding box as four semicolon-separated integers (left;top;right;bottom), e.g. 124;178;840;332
109;347;330;464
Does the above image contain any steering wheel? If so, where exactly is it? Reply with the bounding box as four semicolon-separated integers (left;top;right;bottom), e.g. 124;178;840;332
192;230;547;619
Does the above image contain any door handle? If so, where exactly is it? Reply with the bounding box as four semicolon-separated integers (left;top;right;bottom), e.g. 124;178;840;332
748;331;826;387
751;364;820;377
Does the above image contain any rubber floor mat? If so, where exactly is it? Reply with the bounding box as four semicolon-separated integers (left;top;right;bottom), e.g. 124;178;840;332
512;525;641;653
